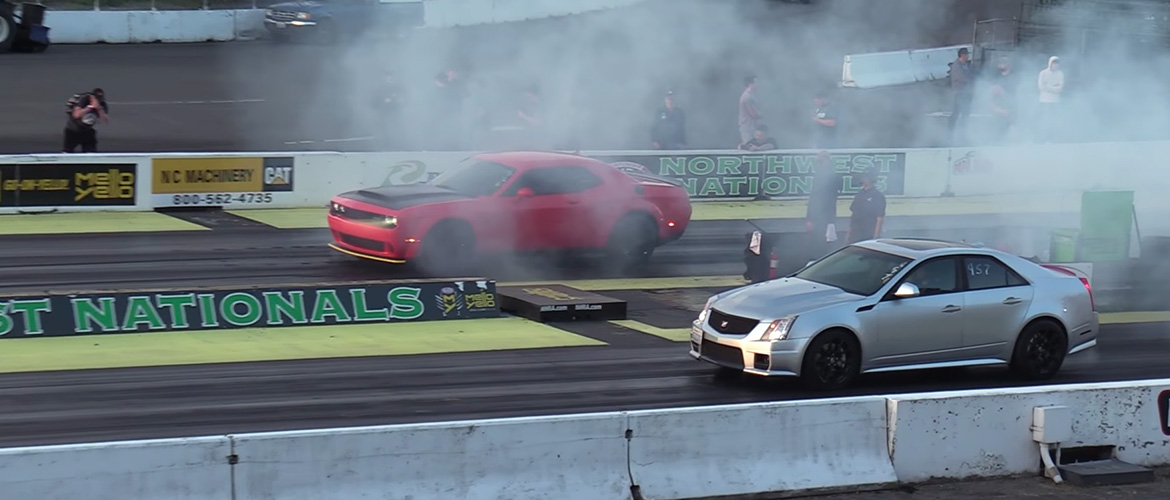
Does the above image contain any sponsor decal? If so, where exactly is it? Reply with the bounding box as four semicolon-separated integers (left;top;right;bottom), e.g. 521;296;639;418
522;287;584;301
382;160;441;186
151;157;295;207
0;281;499;338
1158;390;1170;436
0;163;136;208
594;152;907;199
951;150;994;175
435;280;498;318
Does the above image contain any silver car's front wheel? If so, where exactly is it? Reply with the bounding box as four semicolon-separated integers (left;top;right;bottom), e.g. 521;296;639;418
800;329;861;391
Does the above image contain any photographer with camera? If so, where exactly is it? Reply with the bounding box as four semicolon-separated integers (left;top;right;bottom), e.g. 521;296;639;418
63;88;109;153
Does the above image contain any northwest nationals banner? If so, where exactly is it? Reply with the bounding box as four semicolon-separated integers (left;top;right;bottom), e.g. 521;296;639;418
151;156;295;207
0;280;500;338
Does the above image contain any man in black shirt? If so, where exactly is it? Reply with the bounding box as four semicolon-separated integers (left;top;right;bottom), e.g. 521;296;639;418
739;125;777;151
651;90;687;149
811;90;837;149
804;151;841;260
63;88;108;154
847;172;886;244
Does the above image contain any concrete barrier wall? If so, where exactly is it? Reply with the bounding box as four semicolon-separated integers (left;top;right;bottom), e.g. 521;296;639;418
7;140;1170;231
1;381;1168;499
232;413;632;500
889;380;1170;483
43;0;647;43
0;436;232;500
628;397;897;498
46;9;264;44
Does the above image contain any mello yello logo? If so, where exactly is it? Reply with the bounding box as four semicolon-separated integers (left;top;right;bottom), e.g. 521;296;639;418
0;287;426;336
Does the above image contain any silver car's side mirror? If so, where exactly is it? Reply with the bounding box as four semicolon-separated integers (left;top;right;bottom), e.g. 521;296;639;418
894;282;920;298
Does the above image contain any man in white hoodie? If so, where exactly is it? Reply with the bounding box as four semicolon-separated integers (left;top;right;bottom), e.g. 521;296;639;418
1037;55;1065;142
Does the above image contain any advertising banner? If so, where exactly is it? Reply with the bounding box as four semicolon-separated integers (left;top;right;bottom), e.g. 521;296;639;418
151;156;296;207
0;280;499;339
0;163;137;208
594;151;906;199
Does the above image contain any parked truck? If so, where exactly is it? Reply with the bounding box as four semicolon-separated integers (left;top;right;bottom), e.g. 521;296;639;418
1;0;50;53
264;0;424;43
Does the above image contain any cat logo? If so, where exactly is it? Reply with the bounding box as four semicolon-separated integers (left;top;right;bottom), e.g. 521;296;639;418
262;158;295;192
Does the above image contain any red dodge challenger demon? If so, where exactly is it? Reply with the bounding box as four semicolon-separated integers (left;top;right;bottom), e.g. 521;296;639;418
327;151;693;271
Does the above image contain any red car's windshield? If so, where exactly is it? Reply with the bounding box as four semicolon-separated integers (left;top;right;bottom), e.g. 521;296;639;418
429;160;516;197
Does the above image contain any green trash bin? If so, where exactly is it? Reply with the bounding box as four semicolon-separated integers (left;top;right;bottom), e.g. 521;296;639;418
1049;228;1079;263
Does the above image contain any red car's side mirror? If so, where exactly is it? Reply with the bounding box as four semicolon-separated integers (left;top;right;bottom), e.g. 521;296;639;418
516;187;535;198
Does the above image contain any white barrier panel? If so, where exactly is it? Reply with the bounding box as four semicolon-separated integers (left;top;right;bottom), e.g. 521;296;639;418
231;413;631;500
424;0;646;28
0;436;231;500
842;44;972;89
0;155;151;214
888;379;1170;483
628;397;897;498
46;9;264;44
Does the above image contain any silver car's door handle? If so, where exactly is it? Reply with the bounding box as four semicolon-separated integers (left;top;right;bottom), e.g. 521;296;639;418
942;305;961;313
1003;297;1023;305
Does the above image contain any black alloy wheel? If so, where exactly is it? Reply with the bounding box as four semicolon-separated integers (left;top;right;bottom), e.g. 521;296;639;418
800;330;860;391
1010;319;1067;380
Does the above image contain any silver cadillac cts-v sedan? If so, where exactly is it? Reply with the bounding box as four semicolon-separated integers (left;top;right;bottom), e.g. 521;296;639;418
690;238;1099;390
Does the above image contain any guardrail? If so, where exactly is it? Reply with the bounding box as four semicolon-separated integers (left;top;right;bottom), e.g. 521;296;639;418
2;379;1168;499
35;0;650;43
2;140;1169;218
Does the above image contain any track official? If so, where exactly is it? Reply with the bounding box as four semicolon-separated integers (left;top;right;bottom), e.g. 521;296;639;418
846;172;886;244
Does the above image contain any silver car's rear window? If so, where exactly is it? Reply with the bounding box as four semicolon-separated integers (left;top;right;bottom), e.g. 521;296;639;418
795;246;912;296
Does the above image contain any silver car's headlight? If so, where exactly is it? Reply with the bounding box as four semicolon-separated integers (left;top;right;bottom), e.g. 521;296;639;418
697;296;716;324
265;9;274;16
762;315;797;341
296;11;312;19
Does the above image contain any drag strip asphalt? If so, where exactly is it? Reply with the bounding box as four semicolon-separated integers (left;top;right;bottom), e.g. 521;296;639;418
0;220;749;294
0;321;1167;447
0;212;1076;295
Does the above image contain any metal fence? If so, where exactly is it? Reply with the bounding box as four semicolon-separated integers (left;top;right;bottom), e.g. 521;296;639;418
36;0;282;10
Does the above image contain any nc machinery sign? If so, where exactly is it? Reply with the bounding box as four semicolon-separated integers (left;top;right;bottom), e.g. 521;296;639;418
0;281;499;338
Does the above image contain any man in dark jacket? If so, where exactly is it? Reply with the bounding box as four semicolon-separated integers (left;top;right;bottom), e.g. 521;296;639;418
63;88;109;153
947;47;975;144
804;151;840;261
651;90;686;149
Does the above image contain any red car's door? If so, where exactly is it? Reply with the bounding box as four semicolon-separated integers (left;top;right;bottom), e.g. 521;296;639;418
500;167;605;250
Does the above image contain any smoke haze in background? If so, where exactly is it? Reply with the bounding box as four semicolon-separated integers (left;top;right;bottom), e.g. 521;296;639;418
225;0;1032;152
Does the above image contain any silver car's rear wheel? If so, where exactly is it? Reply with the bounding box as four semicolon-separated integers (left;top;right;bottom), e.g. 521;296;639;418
800;329;861;390
1010;319;1067;380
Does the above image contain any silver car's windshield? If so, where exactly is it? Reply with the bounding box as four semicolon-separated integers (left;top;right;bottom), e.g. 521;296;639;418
429;160;516;197
795;246;913;296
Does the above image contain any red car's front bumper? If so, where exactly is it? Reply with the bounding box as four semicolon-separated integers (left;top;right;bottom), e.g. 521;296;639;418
327;213;421;264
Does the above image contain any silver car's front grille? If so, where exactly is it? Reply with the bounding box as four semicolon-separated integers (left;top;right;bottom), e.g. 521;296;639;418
268;10;297;22
708;309;758;336
700;340;744;368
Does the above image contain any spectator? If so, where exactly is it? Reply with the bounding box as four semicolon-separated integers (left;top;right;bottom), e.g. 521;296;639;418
739;124;777;151
948;47;975;144
63;88;108;154
1037;55;1065;142
651;90;687;149
738;75;763;145
811;90;838;149
517;84;544;146
804;151;841;260
987;56;1019;143
846;171;886;244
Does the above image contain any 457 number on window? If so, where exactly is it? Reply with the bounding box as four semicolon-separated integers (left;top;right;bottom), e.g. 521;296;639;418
172;193;274;206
